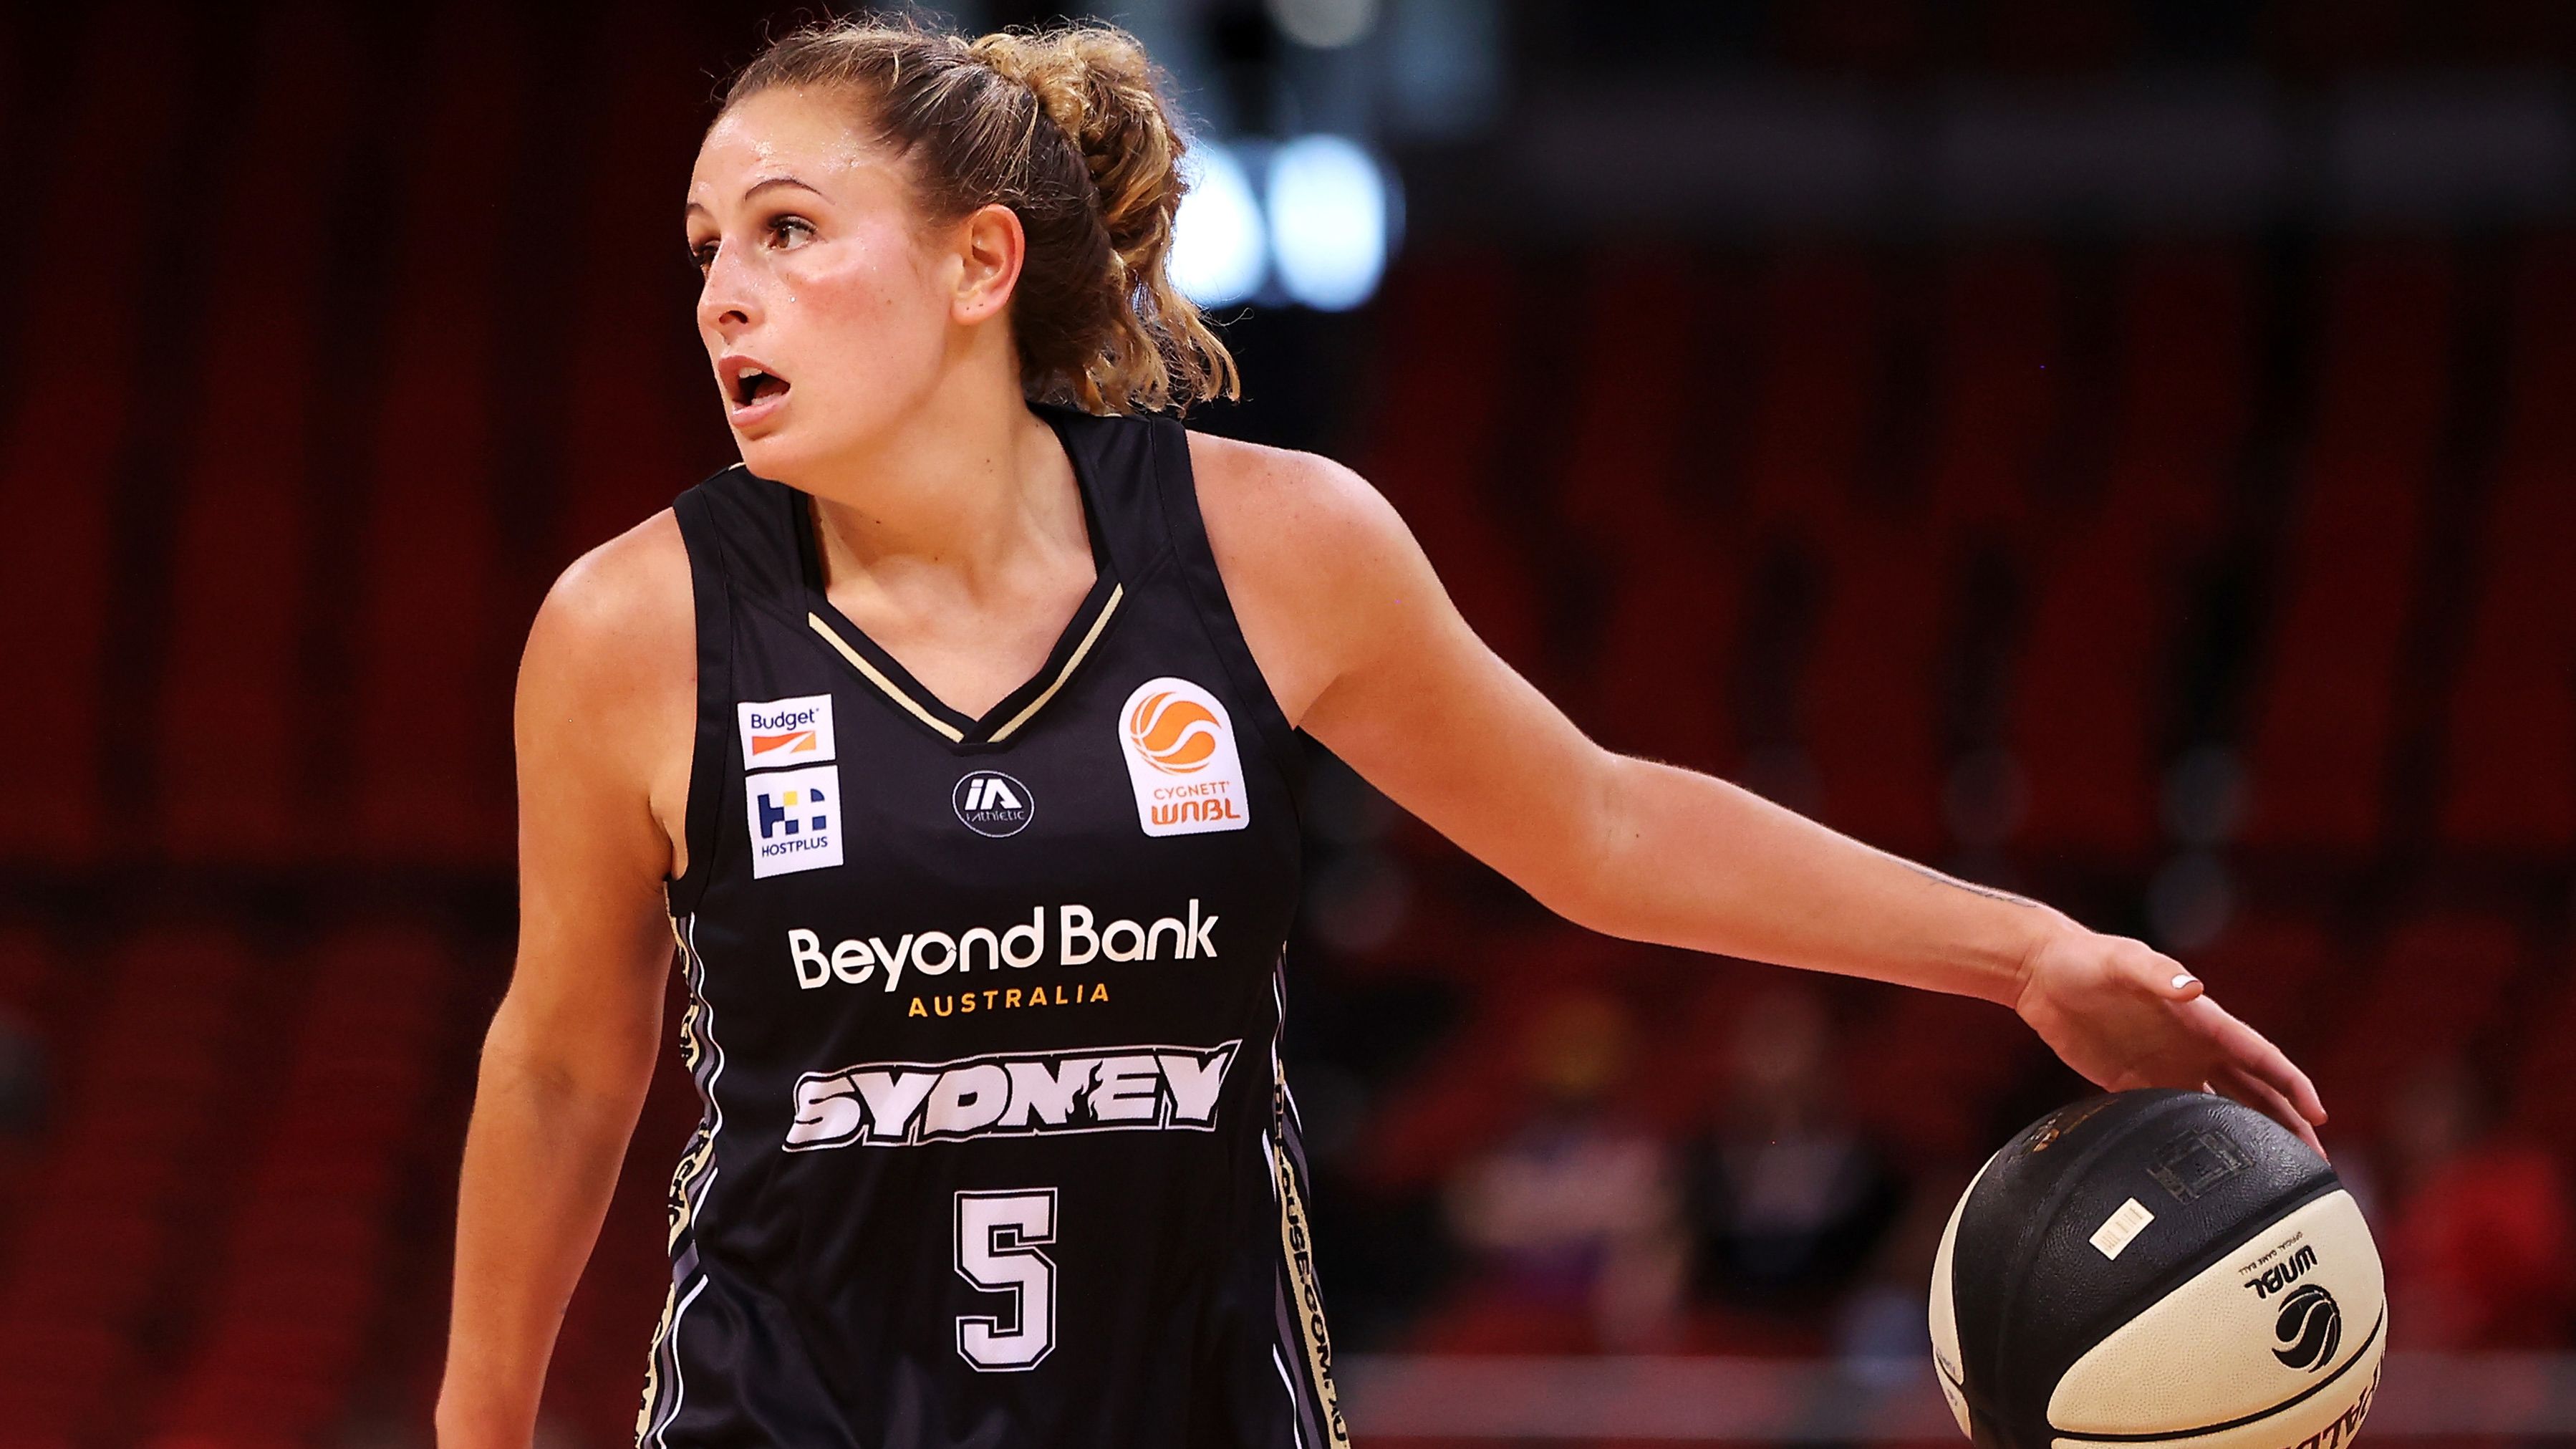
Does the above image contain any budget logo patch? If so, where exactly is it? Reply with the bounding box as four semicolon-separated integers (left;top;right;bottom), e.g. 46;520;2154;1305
738;693;836;769
1116;678;1250;837
747;764;844;877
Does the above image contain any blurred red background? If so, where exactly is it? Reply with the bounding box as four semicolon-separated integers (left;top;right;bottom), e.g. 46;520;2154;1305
0;1;2572;1443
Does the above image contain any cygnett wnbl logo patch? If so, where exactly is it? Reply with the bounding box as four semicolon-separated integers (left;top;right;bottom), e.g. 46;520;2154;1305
1116;678;1250;837
747;765;844;878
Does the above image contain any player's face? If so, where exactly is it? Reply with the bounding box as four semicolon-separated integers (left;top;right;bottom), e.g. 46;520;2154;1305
685;89;957;482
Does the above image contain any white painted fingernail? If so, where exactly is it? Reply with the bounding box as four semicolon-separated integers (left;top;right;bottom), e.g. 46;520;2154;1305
2171;973;2196;990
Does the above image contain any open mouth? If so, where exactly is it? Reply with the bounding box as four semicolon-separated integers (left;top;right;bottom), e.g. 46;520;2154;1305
733;365;790;409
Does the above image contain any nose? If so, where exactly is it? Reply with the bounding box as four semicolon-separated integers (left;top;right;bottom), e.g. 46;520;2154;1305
697;239;761;340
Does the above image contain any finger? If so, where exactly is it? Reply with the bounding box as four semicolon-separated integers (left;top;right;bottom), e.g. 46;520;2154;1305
2187;995;2328;1125
2212;1059;2289;1121
2130;945;2205;1002
2216;1060;2329;1162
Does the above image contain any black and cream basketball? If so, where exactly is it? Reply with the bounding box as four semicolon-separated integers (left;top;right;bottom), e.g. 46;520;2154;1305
1930;1089;2385;1449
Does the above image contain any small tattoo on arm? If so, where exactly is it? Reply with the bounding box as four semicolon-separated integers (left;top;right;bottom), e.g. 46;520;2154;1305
1906;860;2042;908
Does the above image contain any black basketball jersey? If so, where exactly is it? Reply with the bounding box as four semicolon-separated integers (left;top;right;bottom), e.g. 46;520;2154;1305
639;408;1348;1449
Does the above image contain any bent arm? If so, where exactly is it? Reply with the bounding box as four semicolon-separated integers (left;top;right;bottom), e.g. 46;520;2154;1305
439;521;695;1446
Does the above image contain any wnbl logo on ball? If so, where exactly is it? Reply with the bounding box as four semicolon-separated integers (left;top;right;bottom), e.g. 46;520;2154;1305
2243;1243;2318;1299
2271;1284;2343;1372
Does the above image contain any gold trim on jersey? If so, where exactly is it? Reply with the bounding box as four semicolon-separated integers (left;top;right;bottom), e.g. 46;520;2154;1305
806;612;968;743
990;584;1123;742
660;918;725;1248
640;916;726;1445
1271;1117;1352;1446
637;1276;680;1444
806;582;1124;746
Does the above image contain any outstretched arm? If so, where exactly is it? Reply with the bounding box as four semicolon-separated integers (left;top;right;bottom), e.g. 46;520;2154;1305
1192;437;2326;1154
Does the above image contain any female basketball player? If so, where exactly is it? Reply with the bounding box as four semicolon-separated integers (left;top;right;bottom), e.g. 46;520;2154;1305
438;18;2328;1448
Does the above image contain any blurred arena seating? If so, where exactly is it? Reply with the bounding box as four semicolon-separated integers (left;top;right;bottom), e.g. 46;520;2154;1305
0;1;2572;1443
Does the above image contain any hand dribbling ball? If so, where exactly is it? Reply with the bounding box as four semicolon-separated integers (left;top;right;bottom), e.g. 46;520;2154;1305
1931;1089;2384;1449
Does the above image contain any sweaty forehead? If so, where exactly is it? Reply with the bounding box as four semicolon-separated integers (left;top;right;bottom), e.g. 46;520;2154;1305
690;88;885;200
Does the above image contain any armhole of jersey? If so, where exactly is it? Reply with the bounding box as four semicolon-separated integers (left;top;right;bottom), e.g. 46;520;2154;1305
665;486;734;917
1147;420;1310;816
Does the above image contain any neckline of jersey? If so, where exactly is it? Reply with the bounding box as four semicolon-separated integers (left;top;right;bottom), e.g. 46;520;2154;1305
789;407;1125;750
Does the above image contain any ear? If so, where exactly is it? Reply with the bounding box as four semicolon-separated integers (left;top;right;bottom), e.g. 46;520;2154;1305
951;202;1026;325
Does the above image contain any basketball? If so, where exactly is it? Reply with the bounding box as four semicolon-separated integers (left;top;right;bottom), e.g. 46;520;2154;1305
1930;1089;2386;1449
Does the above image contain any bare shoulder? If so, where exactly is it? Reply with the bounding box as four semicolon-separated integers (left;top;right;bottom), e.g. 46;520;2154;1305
516;507;700;870
519;509;695;785
1183;430;1436;724
1184;430;1414;582
526;509;693;681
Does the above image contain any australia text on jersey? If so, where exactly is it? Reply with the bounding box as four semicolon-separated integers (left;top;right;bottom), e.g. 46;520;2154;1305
783;1041;1242;1150
785;900;1218;993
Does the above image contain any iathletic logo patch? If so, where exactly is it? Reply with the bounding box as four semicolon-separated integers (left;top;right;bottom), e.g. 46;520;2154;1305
784;1041;1240;1150
954;771;1035;837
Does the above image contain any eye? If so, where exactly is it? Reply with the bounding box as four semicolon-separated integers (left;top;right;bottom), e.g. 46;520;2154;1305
766;215;815;250
688;237;718;274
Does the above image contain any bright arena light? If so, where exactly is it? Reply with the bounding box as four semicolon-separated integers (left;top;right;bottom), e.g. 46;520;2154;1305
1265;0;1379;49
1265;135;1390;311
1169;142;1266;308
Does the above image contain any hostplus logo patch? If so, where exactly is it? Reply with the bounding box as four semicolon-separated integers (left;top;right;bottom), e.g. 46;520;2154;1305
740;695;841;877
954;771;1035;837
746;766;843;878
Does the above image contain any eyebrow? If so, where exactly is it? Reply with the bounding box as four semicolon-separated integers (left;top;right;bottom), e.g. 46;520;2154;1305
683;173;824;216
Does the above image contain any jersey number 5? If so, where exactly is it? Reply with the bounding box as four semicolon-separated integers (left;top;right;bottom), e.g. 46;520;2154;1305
953;1188;1058;1370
